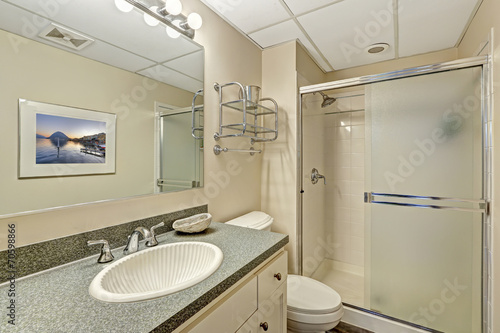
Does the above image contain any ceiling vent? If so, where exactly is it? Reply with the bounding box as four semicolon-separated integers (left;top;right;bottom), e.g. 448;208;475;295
38;23;94;51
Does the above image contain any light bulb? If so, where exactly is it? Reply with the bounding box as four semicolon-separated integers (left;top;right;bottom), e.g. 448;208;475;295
164;0;182;15
144;6;160;26
166;20;181;38
115;0;133;12
187;12;202;30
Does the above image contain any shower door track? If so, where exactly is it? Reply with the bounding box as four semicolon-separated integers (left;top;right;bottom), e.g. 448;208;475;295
300;56;488;94
297;55;492;333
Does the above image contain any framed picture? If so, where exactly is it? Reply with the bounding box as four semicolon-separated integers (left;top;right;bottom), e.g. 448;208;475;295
19;99;116;178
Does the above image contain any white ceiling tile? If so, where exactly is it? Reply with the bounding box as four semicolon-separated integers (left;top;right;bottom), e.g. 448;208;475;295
163;50;204;81
298;0;395;70
201;0;291;33
5;0;202;63
283;0;340;15
249;19;332;71
0;1;155;72
398;0;480;57
138;65;203;93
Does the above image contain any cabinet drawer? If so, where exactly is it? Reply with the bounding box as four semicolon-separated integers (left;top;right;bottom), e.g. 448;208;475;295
189;276;258;333
257;251;287;306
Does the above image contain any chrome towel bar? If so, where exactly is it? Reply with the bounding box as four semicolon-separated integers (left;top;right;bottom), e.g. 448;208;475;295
213;144;261;156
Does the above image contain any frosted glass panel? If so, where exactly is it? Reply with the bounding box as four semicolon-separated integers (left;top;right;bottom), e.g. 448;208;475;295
370;205;482;333
366;67;482;198
367;66;484;333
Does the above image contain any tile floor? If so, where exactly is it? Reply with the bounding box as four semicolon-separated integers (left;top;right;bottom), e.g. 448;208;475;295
329;322;374;333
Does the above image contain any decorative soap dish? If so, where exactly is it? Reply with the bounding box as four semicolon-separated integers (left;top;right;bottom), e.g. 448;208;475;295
173;213;212;233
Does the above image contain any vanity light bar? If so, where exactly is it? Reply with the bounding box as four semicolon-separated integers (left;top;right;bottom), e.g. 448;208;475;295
119;0;202;39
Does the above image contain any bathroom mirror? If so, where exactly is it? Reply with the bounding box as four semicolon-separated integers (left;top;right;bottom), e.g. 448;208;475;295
0;0;204;216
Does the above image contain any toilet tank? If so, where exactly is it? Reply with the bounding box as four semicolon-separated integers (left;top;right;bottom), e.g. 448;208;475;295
225;211;274;231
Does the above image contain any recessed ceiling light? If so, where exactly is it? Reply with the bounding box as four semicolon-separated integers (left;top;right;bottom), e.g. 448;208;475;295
366;43;389;54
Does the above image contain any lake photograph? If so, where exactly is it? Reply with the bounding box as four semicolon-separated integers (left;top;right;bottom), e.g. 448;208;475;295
36;113;107;164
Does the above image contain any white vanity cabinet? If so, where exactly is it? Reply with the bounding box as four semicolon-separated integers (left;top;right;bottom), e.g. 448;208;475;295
179;250;287;333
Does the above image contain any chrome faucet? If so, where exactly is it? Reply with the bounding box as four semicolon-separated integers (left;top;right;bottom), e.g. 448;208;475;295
123;222;165;255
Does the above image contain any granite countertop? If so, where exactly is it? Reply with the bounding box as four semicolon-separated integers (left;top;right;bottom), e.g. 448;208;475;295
0;222;288;333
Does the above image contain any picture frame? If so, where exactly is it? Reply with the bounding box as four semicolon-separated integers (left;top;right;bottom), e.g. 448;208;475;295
18;99;116;178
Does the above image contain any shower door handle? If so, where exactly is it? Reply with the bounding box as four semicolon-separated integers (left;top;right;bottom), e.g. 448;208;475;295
311;168;326;185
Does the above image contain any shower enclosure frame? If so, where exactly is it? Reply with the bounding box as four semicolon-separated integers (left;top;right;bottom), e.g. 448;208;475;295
297;55;492;332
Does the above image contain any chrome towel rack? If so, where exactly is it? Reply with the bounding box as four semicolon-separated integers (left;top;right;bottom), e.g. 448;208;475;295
213;145;261;156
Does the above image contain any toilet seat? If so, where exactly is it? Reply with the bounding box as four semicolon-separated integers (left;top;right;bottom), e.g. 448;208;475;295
287;275;342;315
287;307;344;325
225;211;274;230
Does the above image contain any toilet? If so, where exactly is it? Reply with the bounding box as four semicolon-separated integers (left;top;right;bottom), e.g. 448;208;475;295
287;275;343;332
226;212;344;332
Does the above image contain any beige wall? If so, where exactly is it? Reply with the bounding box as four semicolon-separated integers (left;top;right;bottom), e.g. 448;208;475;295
261;41;299;273
0;0;263;250
458;0;500;329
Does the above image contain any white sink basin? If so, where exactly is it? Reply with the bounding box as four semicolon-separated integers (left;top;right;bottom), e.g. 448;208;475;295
89;241;223;303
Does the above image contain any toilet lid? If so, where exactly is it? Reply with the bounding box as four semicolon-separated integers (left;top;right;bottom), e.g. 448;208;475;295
287;275;342;315
225;211;273;229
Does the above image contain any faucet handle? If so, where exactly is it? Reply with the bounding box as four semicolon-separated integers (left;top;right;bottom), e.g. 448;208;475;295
146;222;165;247
87;239;114;263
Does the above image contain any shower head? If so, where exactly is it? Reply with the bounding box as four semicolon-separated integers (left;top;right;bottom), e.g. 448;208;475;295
316;91;336;108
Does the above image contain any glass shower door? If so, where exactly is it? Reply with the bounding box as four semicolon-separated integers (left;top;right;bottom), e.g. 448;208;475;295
366;67;484;333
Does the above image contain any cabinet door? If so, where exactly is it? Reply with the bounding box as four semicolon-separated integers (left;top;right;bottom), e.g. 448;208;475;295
258;251;287;306
189;277;257;333
236;283;286;333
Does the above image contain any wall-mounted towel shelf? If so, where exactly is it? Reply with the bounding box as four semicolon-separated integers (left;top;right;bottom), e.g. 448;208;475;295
213;82;278;144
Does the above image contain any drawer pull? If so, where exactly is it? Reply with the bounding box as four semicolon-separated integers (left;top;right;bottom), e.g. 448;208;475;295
260;322;269;331
274;273;282;281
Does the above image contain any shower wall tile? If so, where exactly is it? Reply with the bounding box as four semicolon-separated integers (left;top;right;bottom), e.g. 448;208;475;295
351;181;365;195
332;193;350;208
351;236;364;250
351;139;365;153
335;140;352;153
335;113;352;126
350;195;364;210
351;153;365;167
351;167;364;181
351;250;365;267
324;90;366;269
325;116;335;128
335;180;351;195
334;167;351;180
332;247;350;263
334;221;351;235
351;222;364;237
351;125;365;139
351;112;365;125
336;126;352;140
336;98;351;112
333;153;351;167
351;209;364;224
351;95;365;111
333;207;351;221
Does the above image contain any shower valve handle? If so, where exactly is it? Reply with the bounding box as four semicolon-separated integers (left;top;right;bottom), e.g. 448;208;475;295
311;168;326;185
